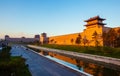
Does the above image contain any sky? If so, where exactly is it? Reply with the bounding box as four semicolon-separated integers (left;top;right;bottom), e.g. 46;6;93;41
0;0;120;39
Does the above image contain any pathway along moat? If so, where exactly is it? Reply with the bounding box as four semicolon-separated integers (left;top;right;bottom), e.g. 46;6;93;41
27;46;120;76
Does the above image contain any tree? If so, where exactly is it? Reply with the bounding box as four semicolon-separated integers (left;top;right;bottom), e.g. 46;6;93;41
115;28;120;47
102;32;109;46
117;28;120;36
71;38;74;45
102;28;120;47
107;29;117;47
92;31;99;47
115;37;120;47
83;36;88;47
75;34;81;45
50;39;54;44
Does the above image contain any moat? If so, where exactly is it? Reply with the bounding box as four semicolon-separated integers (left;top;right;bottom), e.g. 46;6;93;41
27;45;120;76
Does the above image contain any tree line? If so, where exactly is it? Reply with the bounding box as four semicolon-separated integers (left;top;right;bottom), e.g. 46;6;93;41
103;28;120;47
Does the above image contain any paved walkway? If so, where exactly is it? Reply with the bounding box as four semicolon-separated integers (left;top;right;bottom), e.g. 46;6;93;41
10;45;88;76
27;45;120;71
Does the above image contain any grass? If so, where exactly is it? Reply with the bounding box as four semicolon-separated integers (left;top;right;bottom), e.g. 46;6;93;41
0;46;31;76
40;44;120;58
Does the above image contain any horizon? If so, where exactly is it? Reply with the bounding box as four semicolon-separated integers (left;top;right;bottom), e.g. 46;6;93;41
0;0;120;39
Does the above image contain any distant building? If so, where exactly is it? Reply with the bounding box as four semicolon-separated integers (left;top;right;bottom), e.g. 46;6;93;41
34;35;40;41
40;33;48;44
5;35;40;43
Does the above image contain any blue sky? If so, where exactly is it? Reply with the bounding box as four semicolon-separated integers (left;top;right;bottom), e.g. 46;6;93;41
0;0;120;38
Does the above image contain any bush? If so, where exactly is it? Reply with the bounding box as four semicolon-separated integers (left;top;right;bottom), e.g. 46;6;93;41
0;46;11;61
0;46;31;76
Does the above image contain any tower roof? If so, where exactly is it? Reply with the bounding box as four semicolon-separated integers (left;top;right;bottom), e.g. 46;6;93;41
84;16;106;22
84;22;106;26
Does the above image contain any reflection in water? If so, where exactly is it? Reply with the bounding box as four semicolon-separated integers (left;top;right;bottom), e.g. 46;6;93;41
40;51;120;76
28;48;120;76
45;55;91;76
45;55;80;70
